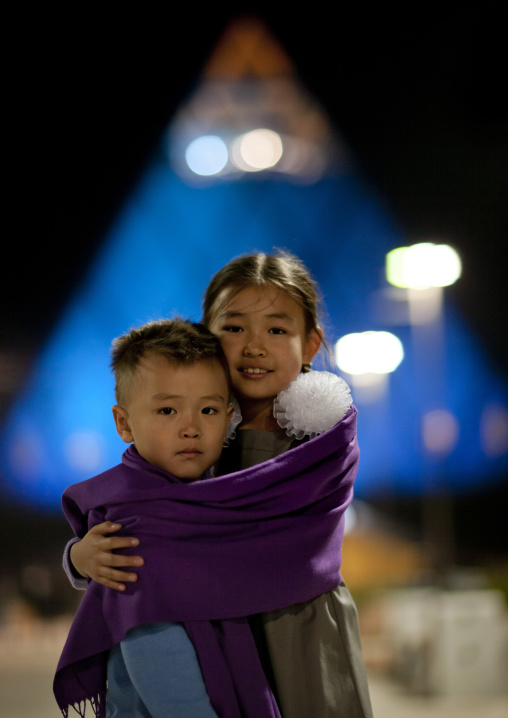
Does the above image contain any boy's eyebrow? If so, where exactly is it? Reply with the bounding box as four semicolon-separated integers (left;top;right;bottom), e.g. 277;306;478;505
222;310;297;323
152;393;227;402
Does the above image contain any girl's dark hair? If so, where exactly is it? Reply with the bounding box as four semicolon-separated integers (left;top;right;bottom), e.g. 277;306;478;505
202;250;329;368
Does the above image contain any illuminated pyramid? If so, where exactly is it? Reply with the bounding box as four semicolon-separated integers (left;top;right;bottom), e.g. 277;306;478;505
167;16;344;184
1;17;507;510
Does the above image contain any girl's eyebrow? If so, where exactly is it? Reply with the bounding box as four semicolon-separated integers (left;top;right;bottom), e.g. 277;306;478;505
222;310;296;323
221;311;244;319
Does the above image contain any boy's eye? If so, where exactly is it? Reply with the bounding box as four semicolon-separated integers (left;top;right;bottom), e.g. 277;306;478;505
223;325;243;333
202;407;218;415
269;327;286;335
159;407;176;415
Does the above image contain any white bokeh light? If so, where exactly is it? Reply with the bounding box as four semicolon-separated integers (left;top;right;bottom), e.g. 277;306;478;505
386;242;462;289
231;128;283;172
335;331;404;375
185;135;229;176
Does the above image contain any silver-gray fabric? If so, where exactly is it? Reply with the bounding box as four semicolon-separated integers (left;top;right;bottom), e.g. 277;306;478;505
217;429;373;718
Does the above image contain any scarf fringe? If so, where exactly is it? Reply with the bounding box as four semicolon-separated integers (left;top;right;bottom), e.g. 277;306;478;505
61;692;105;718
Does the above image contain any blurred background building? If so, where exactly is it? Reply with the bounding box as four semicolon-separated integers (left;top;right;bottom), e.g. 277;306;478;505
2;7;507;716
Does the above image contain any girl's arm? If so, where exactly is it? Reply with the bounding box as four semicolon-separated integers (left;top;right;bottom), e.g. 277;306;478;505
65;521;144;591
63;538;88;589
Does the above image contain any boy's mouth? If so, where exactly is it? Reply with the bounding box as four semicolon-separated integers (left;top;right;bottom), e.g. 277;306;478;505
239;367;272;376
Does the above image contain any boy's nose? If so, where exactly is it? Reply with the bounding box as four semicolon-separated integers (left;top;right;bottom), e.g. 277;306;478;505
180;417;201;438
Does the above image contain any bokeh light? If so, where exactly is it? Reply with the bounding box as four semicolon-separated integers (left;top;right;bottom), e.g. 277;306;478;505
335;331;404;375
422;409;460;456
386;243;462;289
185;135;229;176
231;129;283;171
480;404;508;458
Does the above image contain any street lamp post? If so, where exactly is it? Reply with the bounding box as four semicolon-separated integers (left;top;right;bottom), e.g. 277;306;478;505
386;241;462;576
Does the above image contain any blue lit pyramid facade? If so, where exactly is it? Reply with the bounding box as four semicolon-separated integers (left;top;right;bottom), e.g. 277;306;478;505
2;19;507;510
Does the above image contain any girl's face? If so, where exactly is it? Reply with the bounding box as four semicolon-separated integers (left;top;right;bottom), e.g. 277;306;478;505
210;286;321;417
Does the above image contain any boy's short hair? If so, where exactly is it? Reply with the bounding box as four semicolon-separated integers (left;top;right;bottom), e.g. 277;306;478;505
111;318;230;406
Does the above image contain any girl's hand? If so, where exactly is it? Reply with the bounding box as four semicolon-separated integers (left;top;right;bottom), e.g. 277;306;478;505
70;521;144;591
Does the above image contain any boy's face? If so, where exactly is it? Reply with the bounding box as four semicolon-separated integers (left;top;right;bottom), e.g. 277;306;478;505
112;353;233;481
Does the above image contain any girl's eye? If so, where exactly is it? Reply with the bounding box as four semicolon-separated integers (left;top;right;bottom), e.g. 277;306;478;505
223;325;243;333
160;407;176;415
202;407;218;415
269;327;286;335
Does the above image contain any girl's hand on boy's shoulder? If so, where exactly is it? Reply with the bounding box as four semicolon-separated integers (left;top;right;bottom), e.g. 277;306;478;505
70;521;144;591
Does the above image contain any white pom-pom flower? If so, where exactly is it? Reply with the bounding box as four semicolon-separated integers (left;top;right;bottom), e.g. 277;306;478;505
273;371;353;440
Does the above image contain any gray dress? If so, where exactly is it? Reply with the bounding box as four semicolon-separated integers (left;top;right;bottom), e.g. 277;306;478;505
216;429;373;718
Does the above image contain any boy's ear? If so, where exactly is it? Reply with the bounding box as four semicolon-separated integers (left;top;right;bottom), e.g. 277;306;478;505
303;327;322;364
112;405;134;444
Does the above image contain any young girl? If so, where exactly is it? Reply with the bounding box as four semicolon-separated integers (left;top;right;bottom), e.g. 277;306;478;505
65;250;373;718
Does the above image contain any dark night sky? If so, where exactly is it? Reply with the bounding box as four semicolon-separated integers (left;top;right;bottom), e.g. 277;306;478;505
2;7;507;563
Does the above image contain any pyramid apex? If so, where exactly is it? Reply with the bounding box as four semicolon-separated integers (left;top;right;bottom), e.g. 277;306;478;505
203;16;294;79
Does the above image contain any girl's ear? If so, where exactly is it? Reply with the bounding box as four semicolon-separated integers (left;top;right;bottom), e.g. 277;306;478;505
222;403;236;444
112;405;134;444
303;327;322;364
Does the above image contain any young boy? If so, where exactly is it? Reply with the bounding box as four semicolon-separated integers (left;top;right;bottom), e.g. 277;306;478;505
55;319;233;717
55;319;361;718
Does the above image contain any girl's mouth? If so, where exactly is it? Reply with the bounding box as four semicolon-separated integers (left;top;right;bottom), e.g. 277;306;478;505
240;367;271;376
240;366;271;374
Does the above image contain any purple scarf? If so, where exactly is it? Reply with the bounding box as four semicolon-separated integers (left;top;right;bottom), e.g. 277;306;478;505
54;407;359;717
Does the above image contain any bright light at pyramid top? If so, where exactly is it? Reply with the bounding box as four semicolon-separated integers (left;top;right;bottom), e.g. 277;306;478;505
169;20;344;185
185;135;229;176
231;129;283;171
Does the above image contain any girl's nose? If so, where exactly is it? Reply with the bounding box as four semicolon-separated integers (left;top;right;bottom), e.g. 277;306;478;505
242;335;267;357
